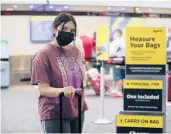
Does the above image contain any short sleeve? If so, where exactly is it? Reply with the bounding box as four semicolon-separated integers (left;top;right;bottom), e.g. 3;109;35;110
31;59;51;85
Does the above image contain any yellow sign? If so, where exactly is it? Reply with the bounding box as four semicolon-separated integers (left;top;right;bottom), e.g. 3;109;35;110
124;80;163;89
126;27;166;65
116;114;163;128
96;25;109;60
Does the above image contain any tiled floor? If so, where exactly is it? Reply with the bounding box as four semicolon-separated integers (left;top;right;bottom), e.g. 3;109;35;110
1;84;171;133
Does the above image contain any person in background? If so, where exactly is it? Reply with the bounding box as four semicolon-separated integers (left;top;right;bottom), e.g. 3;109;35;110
31;13;88;133
109;29;125;97
80;34;95;60
80;34;95;87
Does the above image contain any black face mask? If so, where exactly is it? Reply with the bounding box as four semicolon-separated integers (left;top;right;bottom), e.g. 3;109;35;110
56;31;74;47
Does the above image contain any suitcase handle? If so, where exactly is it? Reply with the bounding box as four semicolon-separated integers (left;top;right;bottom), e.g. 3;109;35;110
59;92;82;133
59;92;81;97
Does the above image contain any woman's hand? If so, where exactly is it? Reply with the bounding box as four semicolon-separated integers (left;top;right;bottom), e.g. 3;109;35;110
63;86;75;98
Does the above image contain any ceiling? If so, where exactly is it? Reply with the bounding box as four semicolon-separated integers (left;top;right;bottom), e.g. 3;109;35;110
1;4;171;14
1;0;171;9
1;4;134;12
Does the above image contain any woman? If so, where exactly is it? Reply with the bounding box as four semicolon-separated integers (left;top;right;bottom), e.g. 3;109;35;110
31;13;88;133
109;29;125;97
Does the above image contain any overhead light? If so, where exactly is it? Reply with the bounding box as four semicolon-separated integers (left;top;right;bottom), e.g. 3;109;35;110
121;8;125;10
108;6;111;10
49;5;53;9
13;5;18;8
6;8;13;11
64;6;68;9
29;5;34;8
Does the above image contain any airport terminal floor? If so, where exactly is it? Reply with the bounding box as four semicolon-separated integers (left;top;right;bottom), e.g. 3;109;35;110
1;81;171;133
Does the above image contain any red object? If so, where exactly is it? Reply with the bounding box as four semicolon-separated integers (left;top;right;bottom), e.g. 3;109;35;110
108;58;113;64
80;35;95;58
90;75;109;95
3;12;12;15
145;14;149;17
100;12;106;16
168;75;171;101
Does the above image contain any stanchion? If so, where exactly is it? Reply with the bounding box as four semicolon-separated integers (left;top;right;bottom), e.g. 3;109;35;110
92;61;112;124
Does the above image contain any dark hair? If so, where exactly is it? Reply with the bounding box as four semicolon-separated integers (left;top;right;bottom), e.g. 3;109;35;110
52;13;77;51
115;29;122;36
